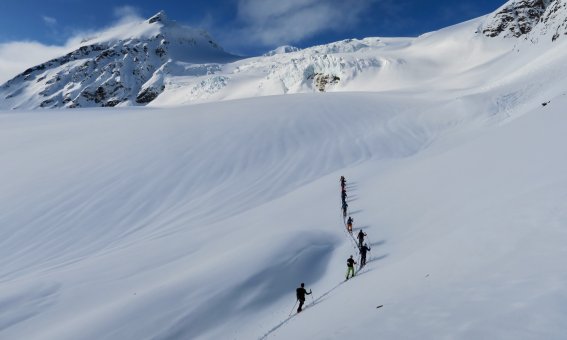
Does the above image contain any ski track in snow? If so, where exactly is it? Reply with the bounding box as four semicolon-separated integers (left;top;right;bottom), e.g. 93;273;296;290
258;280;346;340
259;185;367;339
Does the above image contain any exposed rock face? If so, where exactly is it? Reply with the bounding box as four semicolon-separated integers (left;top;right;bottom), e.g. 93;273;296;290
148;11;167;24
136;85;166;104
482;0;567;42
0;11;235;109
529;0;567;41
308;73;341;92
482;0;553;38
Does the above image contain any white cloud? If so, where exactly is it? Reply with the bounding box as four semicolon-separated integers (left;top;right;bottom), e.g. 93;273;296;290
0;41;72;84
113;5;143;24
0;6;146;84
233;0;376;46
42;15;58;27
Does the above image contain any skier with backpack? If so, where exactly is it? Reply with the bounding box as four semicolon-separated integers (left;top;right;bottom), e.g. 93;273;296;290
342;201;348;218
357;230;367;248
295;283;312;313
346;255;357;280
347;216;354;233
359;243;371;268
340;176;346;190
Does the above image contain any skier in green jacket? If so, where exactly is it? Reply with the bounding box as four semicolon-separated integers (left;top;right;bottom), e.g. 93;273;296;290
346;255;357;280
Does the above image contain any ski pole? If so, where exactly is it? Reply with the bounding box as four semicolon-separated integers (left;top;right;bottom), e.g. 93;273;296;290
289;300;298;316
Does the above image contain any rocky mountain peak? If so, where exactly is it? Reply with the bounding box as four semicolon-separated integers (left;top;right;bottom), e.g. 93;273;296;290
148;10;168;24
0;11;237;109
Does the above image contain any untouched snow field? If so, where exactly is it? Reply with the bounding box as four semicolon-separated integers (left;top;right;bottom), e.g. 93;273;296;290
2;13;567;340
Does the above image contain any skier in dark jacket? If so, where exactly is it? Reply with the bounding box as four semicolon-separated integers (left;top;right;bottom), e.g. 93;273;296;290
341;189;347;203
360;243;371;267
347;216;354;233
340;176;346;190
342;201;348;218
357;230;367;248
296;283;312;313
346;255;357;280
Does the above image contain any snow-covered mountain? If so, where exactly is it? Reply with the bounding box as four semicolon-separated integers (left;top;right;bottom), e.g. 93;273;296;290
0;11;237;109
1;0;566;110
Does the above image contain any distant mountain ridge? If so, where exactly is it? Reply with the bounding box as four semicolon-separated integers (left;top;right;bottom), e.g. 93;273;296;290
1;0;567;110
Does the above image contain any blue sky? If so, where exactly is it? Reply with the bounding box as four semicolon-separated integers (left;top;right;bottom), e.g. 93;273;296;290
0;0;504;82
0;0;504;53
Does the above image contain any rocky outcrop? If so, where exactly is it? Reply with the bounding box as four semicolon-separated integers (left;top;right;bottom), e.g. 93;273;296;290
308;73;341;92
482;0;567;42
482;0;553;38
136;85;165;104
529;0;567;41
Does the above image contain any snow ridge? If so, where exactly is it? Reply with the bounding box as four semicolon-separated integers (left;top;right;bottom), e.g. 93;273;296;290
263;45;301;56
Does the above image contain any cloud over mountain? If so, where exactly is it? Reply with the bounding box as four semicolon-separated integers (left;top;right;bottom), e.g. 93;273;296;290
0;6;146;83
234;0;377;46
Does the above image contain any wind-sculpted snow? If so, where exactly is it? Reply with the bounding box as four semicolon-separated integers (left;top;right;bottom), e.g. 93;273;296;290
155;236;336;340
0;282;60;331
3;75;567;339
0;94;436;280
0;90;513;339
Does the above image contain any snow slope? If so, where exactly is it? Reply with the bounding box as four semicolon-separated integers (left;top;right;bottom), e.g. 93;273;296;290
2;1;567;339
1;66;567;340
